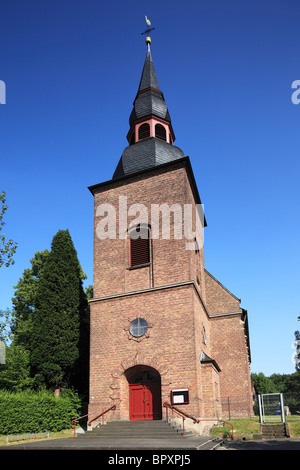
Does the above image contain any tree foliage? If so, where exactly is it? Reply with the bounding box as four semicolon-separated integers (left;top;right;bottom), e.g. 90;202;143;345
0;308;12;343
30;230;86;391
251;371;300;414
0;229;90;396
294;330;300;372
0;344;33;391
11;250;50;348
0;191;17;267
251;372;278;395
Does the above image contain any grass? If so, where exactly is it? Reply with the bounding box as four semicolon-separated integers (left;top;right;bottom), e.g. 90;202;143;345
287;415;300;438
210;415;300;440
0;428;74;446
211;417;260;439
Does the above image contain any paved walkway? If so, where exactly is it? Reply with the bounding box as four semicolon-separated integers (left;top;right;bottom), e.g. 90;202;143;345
2;435;300;451
0;435;220;451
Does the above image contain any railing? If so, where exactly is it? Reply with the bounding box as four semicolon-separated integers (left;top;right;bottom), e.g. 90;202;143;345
163;402;200;437
163;402;234;440
71;412;88;437
88;405;116;427
217;419;234;440
6;432;50;444
71;405;116;436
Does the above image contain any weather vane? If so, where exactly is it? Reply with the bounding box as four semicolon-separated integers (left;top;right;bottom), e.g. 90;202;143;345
141;15;155;45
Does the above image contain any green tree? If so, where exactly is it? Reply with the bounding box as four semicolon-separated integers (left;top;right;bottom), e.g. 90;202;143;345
0;308;12;343
0;344;33;391
269;373;290;393
11;250;50;349
0;250;51;392
0;191;17;267
251;372;277;395
30;229;85;393
72;283;91;398
282;372;300;413
284;372;300;395
294;330;300;372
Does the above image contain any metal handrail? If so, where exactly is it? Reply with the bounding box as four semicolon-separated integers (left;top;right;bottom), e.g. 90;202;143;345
164;402;200;422
217;419;234;440
163;402;200;436
164;402;186;436
71;413;89;437
163;402;234;440
88;405;116;426
71;405;117;437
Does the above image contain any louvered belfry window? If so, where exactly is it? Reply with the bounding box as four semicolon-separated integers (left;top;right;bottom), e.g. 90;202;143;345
130;226;150;267
155;123;166;141
138;123;150;140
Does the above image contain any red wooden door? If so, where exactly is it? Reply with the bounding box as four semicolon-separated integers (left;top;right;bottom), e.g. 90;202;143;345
129;382;160;420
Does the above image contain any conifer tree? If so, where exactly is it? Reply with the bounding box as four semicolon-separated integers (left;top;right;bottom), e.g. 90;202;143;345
11;250;50;349
31;229;83;392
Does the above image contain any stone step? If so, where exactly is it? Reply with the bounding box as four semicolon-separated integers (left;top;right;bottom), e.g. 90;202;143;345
78;419;194;439
78;432;193;439
84;429;187;436
98;420;170;426
261;424;288;439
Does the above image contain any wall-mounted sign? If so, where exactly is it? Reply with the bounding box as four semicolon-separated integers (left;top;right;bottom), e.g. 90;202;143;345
170;388;189;405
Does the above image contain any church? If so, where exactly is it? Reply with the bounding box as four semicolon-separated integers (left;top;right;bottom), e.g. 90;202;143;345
87;34;253;434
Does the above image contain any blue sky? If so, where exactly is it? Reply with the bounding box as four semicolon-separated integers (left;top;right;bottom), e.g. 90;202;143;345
1;0;299;377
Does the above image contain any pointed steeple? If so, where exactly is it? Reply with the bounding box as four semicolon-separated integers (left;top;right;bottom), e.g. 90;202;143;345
113;42;185;179
138;43;160;92
128;43;171;131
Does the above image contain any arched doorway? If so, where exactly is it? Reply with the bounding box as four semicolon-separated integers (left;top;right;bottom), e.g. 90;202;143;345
126;366;162;421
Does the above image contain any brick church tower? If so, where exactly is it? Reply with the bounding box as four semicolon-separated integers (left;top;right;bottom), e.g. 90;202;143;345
87;37;253;432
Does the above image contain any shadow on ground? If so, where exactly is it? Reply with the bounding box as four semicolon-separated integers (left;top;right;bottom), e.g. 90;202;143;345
218;439;300;450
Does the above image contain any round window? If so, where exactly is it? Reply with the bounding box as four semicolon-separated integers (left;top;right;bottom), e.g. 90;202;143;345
129;318;148;337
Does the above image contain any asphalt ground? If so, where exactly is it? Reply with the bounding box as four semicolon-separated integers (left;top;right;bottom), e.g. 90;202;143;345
0;435;218;450
217;438;300;451
2;437;300;469
2;436;300;451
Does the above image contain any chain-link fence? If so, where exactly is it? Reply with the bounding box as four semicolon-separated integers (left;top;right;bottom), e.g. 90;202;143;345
220;396;255;419
258;393;285;423
221;392;300;420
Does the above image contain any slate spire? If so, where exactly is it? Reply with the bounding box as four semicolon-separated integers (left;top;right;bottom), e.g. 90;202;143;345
113;42;185;179
128;42;171;130
138;43;160;93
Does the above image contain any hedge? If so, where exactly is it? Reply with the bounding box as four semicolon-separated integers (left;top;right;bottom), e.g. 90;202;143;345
0;389;81;434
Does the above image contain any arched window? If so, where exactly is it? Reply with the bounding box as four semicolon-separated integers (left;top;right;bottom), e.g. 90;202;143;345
129;225;150;267
138;123;150;140
155;123;166;141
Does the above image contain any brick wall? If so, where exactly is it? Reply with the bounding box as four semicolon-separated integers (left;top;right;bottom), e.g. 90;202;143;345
205;271;253;417
89;284;207;421
88;159;253;425
92;161;205;298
